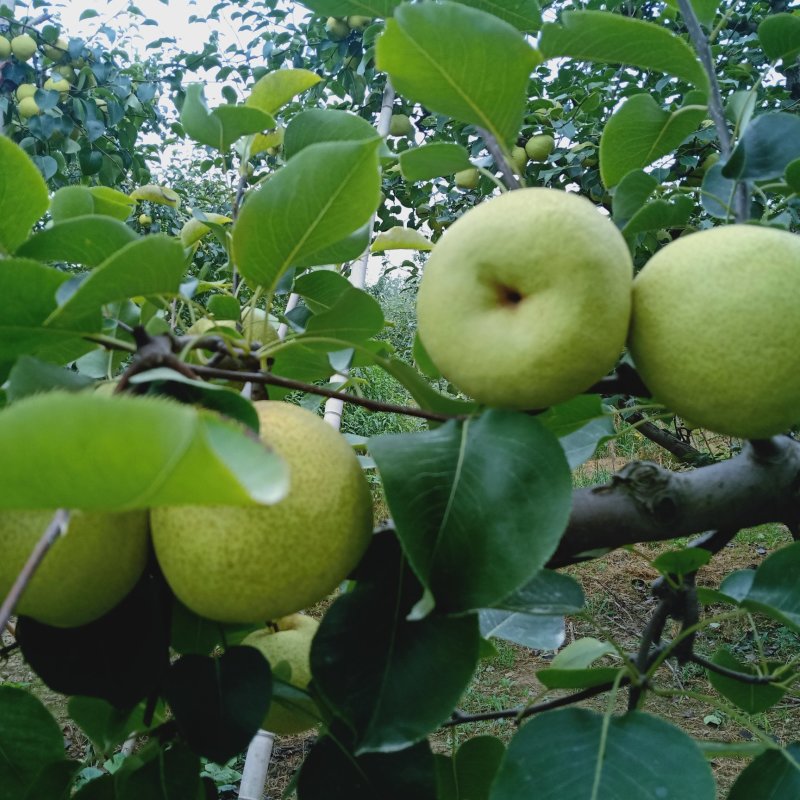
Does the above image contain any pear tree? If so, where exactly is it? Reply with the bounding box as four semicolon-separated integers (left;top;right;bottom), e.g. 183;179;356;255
1;1;800;799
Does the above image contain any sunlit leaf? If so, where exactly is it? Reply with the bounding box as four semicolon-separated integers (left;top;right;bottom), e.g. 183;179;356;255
0;136;48;254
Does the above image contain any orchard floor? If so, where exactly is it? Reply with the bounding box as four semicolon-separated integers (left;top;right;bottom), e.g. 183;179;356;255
2;435;799;799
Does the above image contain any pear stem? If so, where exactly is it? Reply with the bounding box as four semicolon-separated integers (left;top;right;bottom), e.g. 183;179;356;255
0;509;71;633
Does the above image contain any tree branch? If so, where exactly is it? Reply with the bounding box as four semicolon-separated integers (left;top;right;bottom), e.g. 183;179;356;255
476;127;522;191
549;436;800;567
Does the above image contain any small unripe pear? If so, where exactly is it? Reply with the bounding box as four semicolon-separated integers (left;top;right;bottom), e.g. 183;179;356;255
511;146;529;171
347;15;371;30
0;36;11;59
16;83;36;101
454;168;479;189
525;134;555;162
18;96;40;118
326;17;350;41
388;113;414;137
138;213;152;226
43;36;68;62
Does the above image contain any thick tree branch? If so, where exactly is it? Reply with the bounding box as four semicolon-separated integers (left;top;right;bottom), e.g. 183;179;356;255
549;436;800;567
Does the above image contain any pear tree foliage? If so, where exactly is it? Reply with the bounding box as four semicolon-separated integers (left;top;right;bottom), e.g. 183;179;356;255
1;0;800;798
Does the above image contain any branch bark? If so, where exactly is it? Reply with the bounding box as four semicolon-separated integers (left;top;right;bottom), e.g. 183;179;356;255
548;436;800;567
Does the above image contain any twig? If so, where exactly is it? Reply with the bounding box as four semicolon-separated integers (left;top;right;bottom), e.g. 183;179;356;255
690;653;783;685
191;364;464;422
676;0;749;222
443;676;631;727
476;127;522;191
0;510;71;633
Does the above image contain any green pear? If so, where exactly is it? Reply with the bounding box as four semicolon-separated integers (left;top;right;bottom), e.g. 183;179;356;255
416;188;633;408
0;510;150;628
15;83;36;101
347;15;371;30
0;36;11;59
326;17;350;41
511;146;529;171
151;401;373;623
388;113;413;137
138;213;152;226
454;168;479;189
17;97;40;118
629;225;800;438
243;614;320;734
11;34;37;62
525;134;555;162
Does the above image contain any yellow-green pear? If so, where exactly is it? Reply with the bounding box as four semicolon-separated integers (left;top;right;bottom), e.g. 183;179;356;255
138;213;152;226
629;225;800;438
241;307;279;345
0;36;11;59
11;34;37;61
0;510;150;628
43;36;68;62
388;113;413;137
16;83;36;101
326;17;350;41
151;401;373;623
416;188;633;409
525;134;555;162
44;76;70;93
511;146;528;171
243;614;320;734
454;168;479;189
347;15;371;30
17;97;40;118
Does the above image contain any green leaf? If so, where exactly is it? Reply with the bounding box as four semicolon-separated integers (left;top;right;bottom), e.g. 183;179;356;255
181;84;274;152
16;216;138;267
538;396;615;469
759;13;800;62
0;259;99;369
0;136;49;255
283;109;380;160
728;744;800;800
376;1;539;146
51;186;95;222
293;223;371;269
600;93;707;187
304;286;385;342
170;599;257;656
370;410;572;615
540;11;710;92
622;195;695;237
115;742;201;800
20;760;78;800
298;736;436;800
371;226;433;253
743;541;800;632
706;648;786;714
164;647;271;763
612;169;659;226
497;570;585;615
490;709;716;800
299;0;401;16
454;0;540;32
538;666;623;690
246;68;322;115
724;113;800;182
6;356;94;402
68;697;146;757
232;139;381;291
435;736;505;800
0;392;288;510
398;142;472;181
551;637;616;670
652;548;712;576
700;161;738;220
311;534;481;753
88;187;136;221
46;235;187;327
719;569;755;603
479;610;565;650
786;158;800;193
0;687;65;800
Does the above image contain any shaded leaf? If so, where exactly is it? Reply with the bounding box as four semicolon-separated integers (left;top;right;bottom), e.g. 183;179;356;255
370;411;572;615
0;687;65;800
284;108;380;160
479;610;564;650
165;647;271;763
724;113;800;182
759;13;800;62
743;542;800;632
706;648;786;714
6;356;94;402
728;743;800;800
399;142;472;181
435;736;505;800
311;534;481;753
490;709;715;800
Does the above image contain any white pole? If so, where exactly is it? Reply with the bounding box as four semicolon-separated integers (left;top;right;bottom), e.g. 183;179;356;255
237;730;275;800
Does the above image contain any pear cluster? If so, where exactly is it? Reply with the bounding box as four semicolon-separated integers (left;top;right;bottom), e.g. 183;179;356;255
417;187;800;438
0;402;373;634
